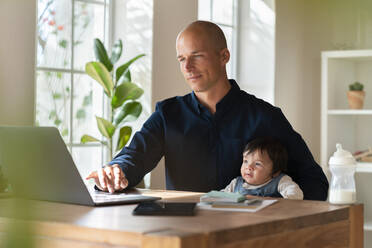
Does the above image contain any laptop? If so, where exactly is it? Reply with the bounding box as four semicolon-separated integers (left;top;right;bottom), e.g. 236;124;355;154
0;126;160;206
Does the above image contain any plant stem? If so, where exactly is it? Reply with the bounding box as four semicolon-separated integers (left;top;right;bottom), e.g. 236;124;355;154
109;138;113;161
107;104;113;161
38;0;54;23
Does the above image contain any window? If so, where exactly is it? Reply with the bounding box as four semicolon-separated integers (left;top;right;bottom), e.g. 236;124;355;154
36;0;153;187
199;0;275;104
198;0;238;78
36;0;111;179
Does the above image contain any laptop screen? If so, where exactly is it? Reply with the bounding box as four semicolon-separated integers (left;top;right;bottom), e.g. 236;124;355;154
0;126;95;205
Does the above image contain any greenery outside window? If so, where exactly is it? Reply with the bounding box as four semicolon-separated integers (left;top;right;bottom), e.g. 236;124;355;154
35;0;111;179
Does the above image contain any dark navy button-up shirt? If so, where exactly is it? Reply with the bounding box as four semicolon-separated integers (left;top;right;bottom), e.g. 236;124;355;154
110;80;328;200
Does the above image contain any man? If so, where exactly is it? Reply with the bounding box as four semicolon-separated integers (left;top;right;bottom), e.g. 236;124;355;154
87;21;329;200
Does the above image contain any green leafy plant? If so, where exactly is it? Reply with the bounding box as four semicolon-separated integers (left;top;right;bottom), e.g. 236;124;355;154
81;38;145;160
349;81;364;91
36;1;92;138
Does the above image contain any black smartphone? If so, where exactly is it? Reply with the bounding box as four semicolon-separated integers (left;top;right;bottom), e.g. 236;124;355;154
132;201;196;216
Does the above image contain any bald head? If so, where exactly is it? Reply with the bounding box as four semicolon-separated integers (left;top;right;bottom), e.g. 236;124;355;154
175;20;231;99
177;21;227;52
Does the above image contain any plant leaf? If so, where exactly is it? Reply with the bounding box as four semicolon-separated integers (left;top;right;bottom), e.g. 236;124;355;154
52;93;62;99
81;134;107;146
58;39;68;48
110;39;123;65
96;116;116;139
76;109;86;119
85;62;114;97
48;110;56;120
124;69;131;82
93;38;113;71
115;54;145;83
116;126;132;151
82;91;92;106
81;134;100;143
54;119;62;126
111;82;144;109
113;101;142;126
61;129;69;137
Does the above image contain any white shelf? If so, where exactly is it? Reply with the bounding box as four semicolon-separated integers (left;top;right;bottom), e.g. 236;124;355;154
322;50;372;59
322;50;372;248
356;162;372;173
328;109;372;115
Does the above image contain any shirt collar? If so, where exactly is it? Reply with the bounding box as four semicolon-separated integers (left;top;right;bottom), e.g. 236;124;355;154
190;79;240;115
191;91;203;114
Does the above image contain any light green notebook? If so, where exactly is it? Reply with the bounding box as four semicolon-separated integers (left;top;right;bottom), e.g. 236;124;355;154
200;190;246;203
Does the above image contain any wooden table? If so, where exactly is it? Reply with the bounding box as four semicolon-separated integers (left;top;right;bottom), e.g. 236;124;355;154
0;189;364;248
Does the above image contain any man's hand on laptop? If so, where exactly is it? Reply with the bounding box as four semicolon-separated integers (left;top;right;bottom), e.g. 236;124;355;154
86;164;128;193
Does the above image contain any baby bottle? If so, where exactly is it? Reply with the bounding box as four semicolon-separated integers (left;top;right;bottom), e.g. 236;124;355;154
328;144;356;204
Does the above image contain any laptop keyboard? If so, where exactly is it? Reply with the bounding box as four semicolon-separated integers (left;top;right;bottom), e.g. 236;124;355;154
91;191;147;203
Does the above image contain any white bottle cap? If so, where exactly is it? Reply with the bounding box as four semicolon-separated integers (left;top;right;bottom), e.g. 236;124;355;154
329;143;356;166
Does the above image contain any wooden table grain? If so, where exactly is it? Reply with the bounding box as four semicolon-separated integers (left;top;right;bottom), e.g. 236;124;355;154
0;189;364;248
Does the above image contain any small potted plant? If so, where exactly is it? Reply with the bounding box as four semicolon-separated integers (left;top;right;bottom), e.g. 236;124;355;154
347;81;365;109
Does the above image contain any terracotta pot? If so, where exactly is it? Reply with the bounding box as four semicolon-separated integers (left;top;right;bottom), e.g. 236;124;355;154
347;91;365;109
361;156;372;162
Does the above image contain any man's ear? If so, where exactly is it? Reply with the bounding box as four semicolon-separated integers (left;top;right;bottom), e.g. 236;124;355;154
220;48;230;65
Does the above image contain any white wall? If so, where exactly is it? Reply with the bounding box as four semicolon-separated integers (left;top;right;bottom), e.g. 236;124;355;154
275;0;372;165
274;0;307;151
0;0;36;126
150;0;198;189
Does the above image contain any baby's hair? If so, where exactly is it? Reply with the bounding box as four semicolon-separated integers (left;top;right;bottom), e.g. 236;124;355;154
243;137;288;176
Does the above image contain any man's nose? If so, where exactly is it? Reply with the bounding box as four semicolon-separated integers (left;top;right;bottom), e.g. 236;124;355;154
184;58;194;72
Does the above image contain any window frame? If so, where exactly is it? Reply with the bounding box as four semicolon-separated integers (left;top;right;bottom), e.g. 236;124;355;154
201;0;239;78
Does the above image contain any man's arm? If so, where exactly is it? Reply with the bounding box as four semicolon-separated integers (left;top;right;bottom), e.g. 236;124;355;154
107;104;165;188
267;108;329;200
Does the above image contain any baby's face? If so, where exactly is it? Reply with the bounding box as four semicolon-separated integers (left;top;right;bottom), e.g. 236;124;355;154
240;149;274;185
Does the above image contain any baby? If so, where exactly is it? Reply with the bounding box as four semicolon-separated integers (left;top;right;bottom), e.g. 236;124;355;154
222;137;303;199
